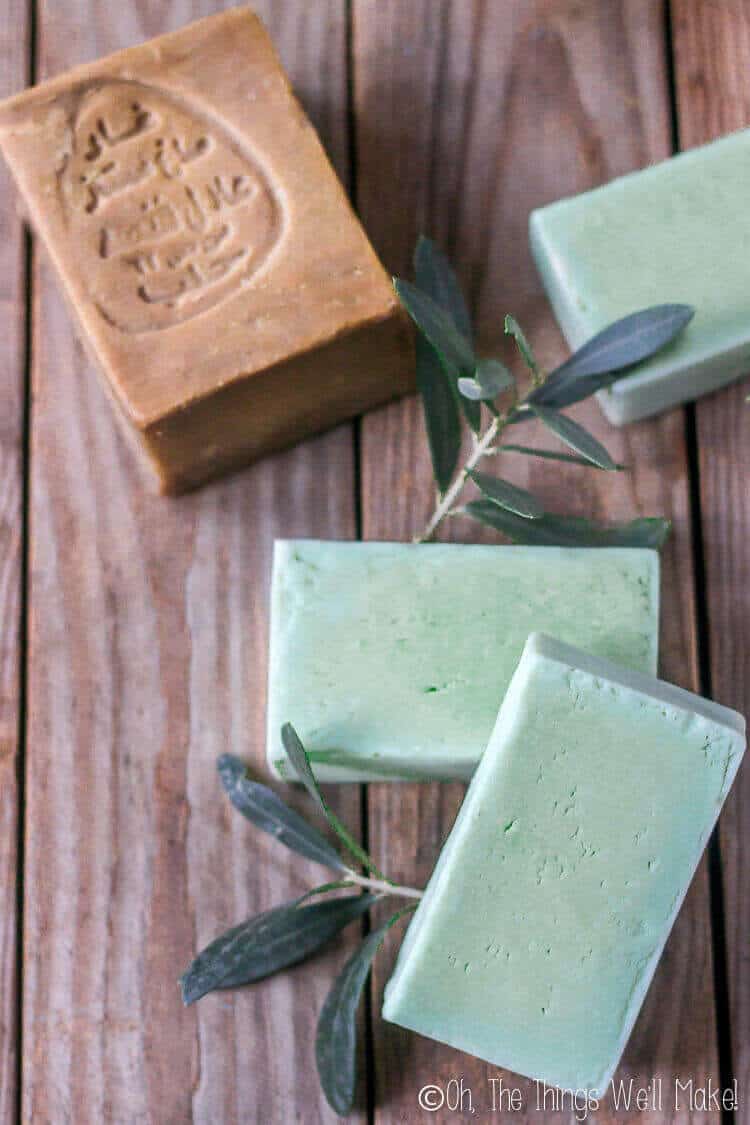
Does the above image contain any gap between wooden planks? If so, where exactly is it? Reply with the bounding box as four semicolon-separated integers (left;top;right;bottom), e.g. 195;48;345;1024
21;2;366;1123
672;0;750;1111
353;1;721;1122
0;0;29;1122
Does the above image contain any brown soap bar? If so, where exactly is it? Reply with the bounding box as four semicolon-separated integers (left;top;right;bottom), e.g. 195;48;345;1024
0;9;413;492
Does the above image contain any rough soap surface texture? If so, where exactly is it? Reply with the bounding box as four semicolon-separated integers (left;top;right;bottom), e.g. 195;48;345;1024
383;634;745;1093
0;10;411;490
530;128;750;425
267;541;659;781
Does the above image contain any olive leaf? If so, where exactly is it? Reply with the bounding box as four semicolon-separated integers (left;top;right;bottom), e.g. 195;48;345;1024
394;276;482;433
415;334;462;494
530;304;694;410
181;889;375;1005
412;238;470;487
467;469;544;519
394;279;475;375
282;723;389;880
458;358;514;401
505;314;539;377
529;405;618;471
217;754;346;872
414;235;473;341
451;377;483;434
527;369;621;411
316;904;417;1115
457;377;490;402
503;444;624;471
464;500;671;548
546;304;693;381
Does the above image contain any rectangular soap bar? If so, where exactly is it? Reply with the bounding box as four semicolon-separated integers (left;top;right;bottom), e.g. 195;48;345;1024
383;634;745;1094
0;10;412;492
267;541;659;782
530;129;750;425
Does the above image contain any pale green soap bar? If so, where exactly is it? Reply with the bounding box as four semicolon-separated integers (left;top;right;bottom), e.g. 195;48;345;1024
383;634;745;1094
266;541;659;782
530;128;750;425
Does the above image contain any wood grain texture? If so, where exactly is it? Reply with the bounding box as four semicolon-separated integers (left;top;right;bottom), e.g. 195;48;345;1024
671;0;750;1109
0;1;28;1122
24;3;363;1122
354;1;718;1120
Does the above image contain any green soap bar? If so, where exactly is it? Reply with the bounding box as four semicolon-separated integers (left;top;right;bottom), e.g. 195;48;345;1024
383;634;745;1094
530;129;750;425
266;541;659;782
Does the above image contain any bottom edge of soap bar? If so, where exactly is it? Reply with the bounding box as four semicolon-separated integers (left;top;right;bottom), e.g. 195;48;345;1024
380;1008;621;1099
597;340;750;426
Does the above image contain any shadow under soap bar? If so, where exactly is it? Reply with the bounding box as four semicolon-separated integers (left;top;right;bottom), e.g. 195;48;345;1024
383;634;745;1093
0;9;412;492
530;129;750;424
267;541;660;782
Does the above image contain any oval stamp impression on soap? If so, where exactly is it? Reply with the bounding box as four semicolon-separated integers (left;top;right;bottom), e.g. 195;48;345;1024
60;80;284;333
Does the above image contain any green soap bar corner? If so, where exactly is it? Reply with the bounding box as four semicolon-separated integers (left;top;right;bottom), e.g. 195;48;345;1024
382;634;745;1095
266;540;659;782
530;128;750;425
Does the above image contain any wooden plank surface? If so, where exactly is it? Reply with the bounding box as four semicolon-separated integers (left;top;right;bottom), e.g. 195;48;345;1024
12;1;746;1120
353;1;719;1119
0;1;28;1122
23;3;364;1122
671;0;750;1110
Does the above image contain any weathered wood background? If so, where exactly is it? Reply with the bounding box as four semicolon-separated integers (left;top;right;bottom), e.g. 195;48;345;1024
0;1;747;1122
